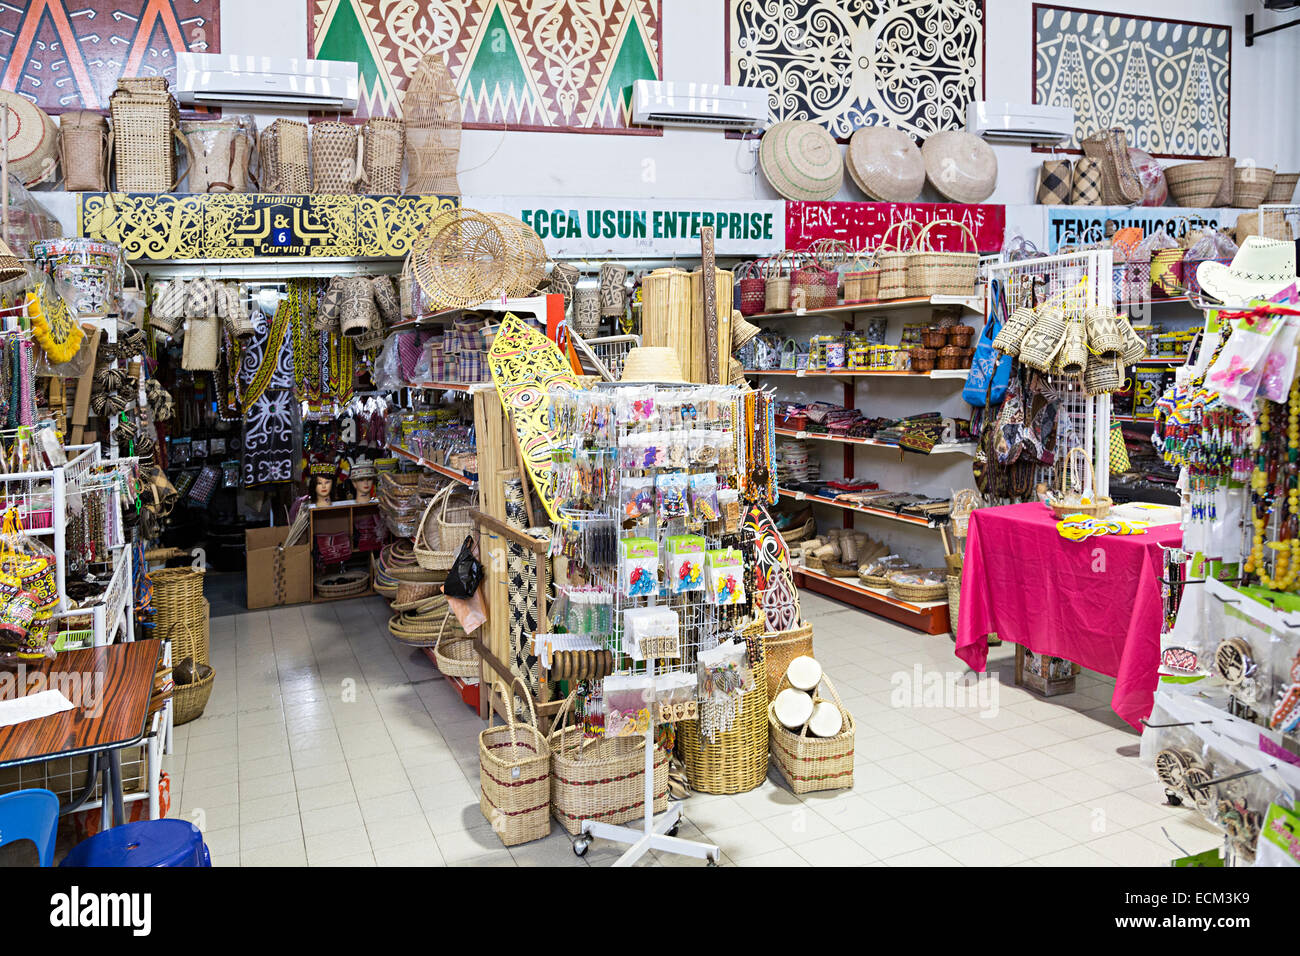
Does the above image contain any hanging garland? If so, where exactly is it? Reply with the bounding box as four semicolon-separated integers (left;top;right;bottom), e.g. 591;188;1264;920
25;285;84;365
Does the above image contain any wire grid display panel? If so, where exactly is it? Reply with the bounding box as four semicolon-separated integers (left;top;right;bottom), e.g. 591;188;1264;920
553;382;746;696
1258;204;1300;242
985;250;1113;497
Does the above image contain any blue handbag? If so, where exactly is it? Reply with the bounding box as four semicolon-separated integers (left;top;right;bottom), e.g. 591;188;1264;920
963;280;1013;407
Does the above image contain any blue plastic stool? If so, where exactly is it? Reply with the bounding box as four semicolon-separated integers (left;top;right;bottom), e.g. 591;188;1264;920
61;819;211;867
0;788;60;866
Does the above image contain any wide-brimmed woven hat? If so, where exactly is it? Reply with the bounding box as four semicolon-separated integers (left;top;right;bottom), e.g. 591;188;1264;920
0;91;58;186
620;346;685;383
759;121;843;201
732;312;761;350
921;131;997;203
1197;237;1298;305
847;126;924;201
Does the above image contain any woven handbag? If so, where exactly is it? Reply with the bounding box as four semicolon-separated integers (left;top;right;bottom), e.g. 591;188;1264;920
109;77;185;192
1070;158;1103;205
181;314;220;371
736;260;767;316
907;219;978;297
59;111;108;191
479;678;551;846
312;121;359;194
548;694;668;835
1035;158;1072;205
414;486;457;570
876;219;919;299
764;253;791;312
1081;128;1141;205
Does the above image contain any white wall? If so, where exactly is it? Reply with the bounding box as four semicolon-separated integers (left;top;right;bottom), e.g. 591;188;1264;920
226;0;1300;203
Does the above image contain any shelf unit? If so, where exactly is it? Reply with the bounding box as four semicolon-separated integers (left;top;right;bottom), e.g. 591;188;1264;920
793;565;950;635
746;368;969;380
777;488;943;528
386;293;563;337
774;427;975;456
387;443;477;487
748;294;984;321
307;499;381;603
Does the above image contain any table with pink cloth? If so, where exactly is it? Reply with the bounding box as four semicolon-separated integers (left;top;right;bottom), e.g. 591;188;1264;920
955;502;1182;730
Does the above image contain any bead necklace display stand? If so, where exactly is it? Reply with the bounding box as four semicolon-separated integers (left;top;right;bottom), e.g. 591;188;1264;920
574;654;720;866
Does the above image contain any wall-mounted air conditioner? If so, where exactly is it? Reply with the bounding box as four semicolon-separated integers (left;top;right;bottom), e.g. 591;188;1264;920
632;80;768;131
966;101;1074;144
176;53;359;111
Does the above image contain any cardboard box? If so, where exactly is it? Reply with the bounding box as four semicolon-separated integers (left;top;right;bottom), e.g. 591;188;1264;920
245;526;311;609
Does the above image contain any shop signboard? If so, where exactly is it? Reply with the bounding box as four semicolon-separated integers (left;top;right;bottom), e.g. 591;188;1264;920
785;201;1006;253
76;193;458;260
467;196;784;258
1045;206;1230;252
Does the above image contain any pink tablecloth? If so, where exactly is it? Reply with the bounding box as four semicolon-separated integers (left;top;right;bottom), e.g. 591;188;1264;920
955;502;1181;729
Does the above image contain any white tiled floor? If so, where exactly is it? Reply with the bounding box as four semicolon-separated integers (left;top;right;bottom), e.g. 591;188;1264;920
165;590;1223;866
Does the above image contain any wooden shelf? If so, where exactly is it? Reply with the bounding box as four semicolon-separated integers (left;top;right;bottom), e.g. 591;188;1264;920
775;427;975;457
746;368;968;380
748;294;983;322
793;566;950;635
778;488;944;528
409;381;476;392
387;444;477;487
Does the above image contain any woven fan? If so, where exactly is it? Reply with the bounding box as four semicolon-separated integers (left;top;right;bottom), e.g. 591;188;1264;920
410;207;509;309
403;54;462;195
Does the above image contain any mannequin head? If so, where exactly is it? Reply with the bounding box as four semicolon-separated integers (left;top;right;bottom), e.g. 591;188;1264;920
352;476;375;500
311;474;334;506
348;457;377;501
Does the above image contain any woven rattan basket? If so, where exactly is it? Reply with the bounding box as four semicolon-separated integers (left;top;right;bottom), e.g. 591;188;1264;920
410;208;508;309
761;622;813;703
404;54;462;195
1018;305;1068;372
1232;166;1275;208
437;489;477;554
484;212;547;296
907;219;978;297
887;570;948;602
340;276;377;337
259;119;310;193
1047;446;1112;518
414;486;457;570
676;640;768;794
947;573;961;636
110;78;182;192
173;667;215;726
433;612;479;677
548;695;668;834
767;669;855;794
991;306;1038;356
1267;172;1299;203
181;118;254;193
1165;158;1233;207
312;121;359;194
60;111;108;191
362;117;405;194
181;314;220;372
1084;354;1124;395
314;568;371;599
876;220;918;300
480;678;551;846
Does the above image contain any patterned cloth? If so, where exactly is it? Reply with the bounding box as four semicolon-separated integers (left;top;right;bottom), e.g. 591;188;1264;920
239;309;299;486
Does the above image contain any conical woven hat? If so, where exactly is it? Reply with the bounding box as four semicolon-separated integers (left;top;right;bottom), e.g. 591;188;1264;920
847;127;924;201
732;312;761;350
922;131;997;203
0;237;24;284
760;121;843;201
620;347;685;383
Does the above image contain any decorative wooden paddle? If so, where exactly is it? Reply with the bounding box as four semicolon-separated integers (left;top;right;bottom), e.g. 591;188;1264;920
700;225;720;384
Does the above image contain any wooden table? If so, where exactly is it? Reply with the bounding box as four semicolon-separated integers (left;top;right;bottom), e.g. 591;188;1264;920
0;640;163;825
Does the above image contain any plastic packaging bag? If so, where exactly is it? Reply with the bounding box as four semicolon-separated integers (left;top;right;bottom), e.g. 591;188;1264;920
371;334;405;390
442;534;484;599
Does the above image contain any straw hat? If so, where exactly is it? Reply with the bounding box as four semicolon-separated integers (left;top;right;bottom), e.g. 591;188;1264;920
0;237;25;284
759;121;843;201
0;91;58;186
921;131;997;203
620;346;685;383
1197;237;1298;305
732;312;761;350
847;126;924;201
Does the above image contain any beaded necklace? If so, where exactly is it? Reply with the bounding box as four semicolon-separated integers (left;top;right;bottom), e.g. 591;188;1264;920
1245;376;1300;591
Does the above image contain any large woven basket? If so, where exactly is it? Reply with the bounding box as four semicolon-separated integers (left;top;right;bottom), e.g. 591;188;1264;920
312;121;359;194
60;110;109;191
1267;172;1299;204
362;117;405;194
676;642;769;794
907;219;978;297
404;53;462;195
767;669;855;794
947;573;961;636
1232;166;1275;208
110;78;182;192
761;622;813;702
164;585;213;726
479;679;551;846
548;695;668;835
887;570;948;602
437;489;477;554
876;220;918;300
1165;158;1232;207
259;119;310;192
1;91;59;186
391;567;446;606
410;208;509;309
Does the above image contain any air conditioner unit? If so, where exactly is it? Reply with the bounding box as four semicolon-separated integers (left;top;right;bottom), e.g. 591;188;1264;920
966;101;1074;143
632;80;768;130
175;53;359;111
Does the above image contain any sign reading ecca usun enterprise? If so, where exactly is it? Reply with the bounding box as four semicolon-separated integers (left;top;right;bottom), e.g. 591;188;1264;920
467;196;785;257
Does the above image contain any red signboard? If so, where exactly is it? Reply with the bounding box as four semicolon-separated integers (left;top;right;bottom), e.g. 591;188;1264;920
785;202;1006;254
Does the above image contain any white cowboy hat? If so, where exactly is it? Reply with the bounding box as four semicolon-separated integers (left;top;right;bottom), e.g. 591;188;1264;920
1197;237;1298;305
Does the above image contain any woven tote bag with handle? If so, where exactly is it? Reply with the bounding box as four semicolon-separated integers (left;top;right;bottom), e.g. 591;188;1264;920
876;219;919;299
479;678;551;846
767;666;855;794
907;219;979;297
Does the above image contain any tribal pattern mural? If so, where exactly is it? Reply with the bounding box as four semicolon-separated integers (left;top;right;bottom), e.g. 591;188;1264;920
0;0;218;114
307;0;662;133
1033;5;1231;158
726;0;984;140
